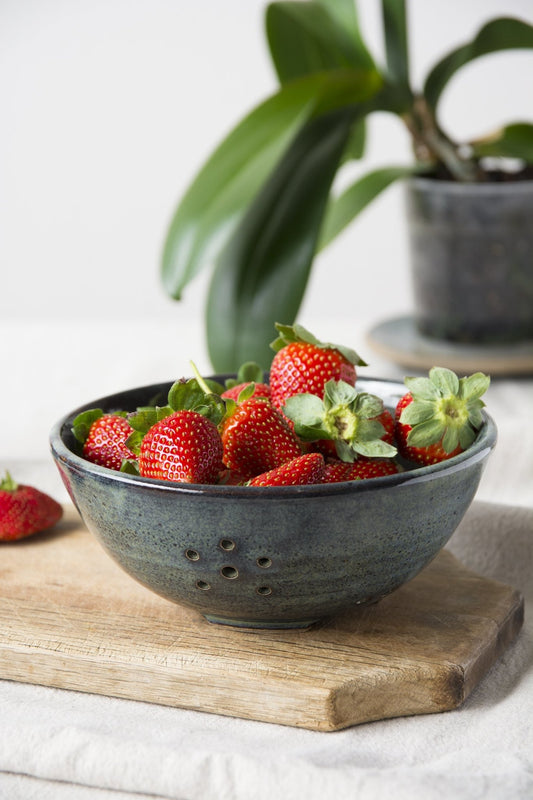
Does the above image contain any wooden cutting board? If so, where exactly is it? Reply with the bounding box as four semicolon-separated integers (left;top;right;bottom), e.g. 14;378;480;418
0;506;524;731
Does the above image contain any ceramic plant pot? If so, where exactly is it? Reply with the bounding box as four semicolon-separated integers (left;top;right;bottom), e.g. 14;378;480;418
405;177;533;345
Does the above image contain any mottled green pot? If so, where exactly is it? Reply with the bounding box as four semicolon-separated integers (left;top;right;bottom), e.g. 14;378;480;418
50;377;496;629
406;177;533;344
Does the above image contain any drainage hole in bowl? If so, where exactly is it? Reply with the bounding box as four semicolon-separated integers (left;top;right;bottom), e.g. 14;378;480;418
220;566;239;580
219;538;236;552
256;586;272;596
256;557;272;569
185;549;200;561
196;580;210;591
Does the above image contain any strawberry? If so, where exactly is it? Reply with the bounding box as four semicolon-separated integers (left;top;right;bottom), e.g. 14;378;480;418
323;458;400;483
0;472;63;541
138;410;223;484
269;323;365;410
220;397;302;481
221;361;270;402
283;379;398;461
221;382;271;402
249;453;325;487
76;412;137;471
395;367;490;466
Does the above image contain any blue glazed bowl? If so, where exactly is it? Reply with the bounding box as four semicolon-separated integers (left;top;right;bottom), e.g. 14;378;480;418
50;376;496;629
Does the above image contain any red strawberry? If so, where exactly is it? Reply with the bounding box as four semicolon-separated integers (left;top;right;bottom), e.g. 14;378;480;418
269;323;365;410
138;410;223;484
0;472;63;541
249;453;325;487
221;361;270;402
395;367;490;466
220;397;302;481
221;382;271;402
323;458;400;483
82;413;137;471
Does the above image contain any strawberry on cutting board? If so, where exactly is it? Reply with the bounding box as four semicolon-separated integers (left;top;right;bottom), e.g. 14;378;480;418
0;472;63;541
395;367;490;466
269;323;366;410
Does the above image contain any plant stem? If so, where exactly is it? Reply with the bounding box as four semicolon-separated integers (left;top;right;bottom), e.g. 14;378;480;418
403;95;484;182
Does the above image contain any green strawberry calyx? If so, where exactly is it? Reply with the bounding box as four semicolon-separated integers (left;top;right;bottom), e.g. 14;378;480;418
125;368;227;457
270;322;367;367
400;367;490;453
224;361;265;389
0;471;18;493
283;380;397;461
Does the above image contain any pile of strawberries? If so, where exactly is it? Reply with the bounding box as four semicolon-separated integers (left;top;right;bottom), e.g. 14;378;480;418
73;323;491;488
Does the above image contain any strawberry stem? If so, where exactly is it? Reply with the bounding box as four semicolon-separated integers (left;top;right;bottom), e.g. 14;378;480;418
0;471;18;492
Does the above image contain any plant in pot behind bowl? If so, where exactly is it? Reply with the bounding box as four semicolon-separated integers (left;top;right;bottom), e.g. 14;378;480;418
161;0;533;371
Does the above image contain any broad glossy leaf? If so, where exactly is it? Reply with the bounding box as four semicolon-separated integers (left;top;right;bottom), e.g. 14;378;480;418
316;0;369;53
381;0;410;88
318;165;415;250
424;17;533;113
266;1;375;85
470;122;533;164
206;110;354;371
161;77;326;300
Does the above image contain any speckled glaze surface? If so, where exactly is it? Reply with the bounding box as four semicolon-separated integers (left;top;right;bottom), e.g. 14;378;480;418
50;377;497;629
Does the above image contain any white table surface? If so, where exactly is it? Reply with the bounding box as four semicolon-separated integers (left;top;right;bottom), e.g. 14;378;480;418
1;315;532;800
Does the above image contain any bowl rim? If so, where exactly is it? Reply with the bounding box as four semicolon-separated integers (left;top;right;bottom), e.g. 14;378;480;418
50;375;497;499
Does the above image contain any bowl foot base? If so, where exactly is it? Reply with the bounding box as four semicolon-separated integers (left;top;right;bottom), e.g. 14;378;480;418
203;613;319;630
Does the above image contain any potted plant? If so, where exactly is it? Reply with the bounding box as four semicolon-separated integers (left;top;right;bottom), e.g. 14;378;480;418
161;0;533;371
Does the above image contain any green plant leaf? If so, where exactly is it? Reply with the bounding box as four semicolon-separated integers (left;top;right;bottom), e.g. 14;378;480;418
161;77;328;301
381;0;410;88
266;1;375;85
424;17;533;114
318;165;416;250
205;105;367;371
470;122;533;164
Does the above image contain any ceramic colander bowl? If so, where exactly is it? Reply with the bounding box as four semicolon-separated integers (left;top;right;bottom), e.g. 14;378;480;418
50;376;496;629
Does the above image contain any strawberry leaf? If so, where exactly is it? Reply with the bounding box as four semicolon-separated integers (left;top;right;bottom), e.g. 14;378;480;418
124;430;144;457
71;409;104;444
407;418;447;447
399;399;436;426
283;393;329;440
458;424;477;451
128;406;172;434
459;372;490;401
429;366;460;396
403;376;440;400
270;322;366;366
441;426;460;454
120;458;140;475
225;362;265;388
0;471;18;492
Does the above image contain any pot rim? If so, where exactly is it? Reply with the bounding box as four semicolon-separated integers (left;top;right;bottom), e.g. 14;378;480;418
407;174;533;195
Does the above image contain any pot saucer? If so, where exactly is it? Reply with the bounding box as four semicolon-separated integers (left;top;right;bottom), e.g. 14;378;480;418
367;315;533;376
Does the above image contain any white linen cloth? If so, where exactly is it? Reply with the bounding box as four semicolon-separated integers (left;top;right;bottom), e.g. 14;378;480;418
1;317;532;799
0;500;531;800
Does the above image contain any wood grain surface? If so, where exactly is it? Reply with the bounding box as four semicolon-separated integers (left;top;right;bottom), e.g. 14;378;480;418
0;506;524;731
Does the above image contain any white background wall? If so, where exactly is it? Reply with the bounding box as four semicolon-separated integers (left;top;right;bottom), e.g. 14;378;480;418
2;0;533;328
